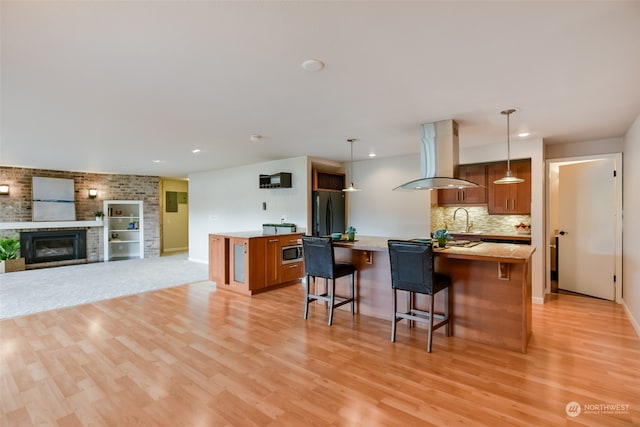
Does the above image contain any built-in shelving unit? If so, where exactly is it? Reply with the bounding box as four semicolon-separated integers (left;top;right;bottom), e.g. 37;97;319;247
259;172;292;188
103;200;143;261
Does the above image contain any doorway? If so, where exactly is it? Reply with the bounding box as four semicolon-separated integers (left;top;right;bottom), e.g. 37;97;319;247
546;154;622;302
160;178;190;255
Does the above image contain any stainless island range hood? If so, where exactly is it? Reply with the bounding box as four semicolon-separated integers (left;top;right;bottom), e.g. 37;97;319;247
393;119;479;191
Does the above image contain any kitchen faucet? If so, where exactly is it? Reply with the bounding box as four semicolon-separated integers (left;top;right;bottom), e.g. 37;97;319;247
453;207;472;233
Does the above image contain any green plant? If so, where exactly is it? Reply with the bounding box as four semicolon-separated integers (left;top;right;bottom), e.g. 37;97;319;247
433;229;451;247
94;210;105;219
0;238;20;261
345;226;357;241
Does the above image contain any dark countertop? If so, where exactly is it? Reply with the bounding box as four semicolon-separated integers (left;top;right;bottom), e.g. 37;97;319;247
449;232;531;242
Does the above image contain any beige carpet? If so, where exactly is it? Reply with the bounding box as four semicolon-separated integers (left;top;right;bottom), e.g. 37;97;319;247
0;253;211;319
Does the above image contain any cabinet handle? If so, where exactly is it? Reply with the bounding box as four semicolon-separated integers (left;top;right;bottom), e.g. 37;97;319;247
505;200;508;210
244;242;247;253
511;199;515;210
461;191;465;201
269;239;278;242
211;238;219;241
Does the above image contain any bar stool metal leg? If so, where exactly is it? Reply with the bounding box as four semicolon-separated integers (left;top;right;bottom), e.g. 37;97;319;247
391;288;398;342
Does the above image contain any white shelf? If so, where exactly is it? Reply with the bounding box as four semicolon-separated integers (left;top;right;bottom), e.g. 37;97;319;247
104;200;143;262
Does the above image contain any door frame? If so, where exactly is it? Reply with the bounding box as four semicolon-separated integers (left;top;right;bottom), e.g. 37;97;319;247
545;153;623;303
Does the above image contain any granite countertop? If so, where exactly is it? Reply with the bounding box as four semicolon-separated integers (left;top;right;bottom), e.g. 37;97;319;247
333;235;535;263
210;231;303;239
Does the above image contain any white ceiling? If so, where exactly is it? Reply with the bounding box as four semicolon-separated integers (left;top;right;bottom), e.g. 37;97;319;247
2;1;639;178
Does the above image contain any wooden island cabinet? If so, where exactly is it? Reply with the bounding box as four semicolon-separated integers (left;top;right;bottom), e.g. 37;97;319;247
332;236;535;353
209;232;304;295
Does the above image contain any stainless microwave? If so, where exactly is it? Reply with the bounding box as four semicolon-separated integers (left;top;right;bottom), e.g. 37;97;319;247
281;244;303;264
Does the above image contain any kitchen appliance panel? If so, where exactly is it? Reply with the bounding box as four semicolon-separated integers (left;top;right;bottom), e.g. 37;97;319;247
312;191;346;236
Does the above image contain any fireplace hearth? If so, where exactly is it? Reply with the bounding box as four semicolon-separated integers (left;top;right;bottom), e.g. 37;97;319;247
20;230;87;268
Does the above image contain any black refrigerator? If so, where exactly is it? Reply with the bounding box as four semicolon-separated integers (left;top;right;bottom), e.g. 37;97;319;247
312;191;346;236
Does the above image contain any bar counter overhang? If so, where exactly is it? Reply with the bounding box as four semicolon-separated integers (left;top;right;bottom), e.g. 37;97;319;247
331;236;536;353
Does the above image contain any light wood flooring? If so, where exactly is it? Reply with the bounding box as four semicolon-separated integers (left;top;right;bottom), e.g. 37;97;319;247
1;281;639;426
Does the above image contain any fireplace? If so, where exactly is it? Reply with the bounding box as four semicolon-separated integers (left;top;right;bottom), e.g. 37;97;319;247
20;230;87;268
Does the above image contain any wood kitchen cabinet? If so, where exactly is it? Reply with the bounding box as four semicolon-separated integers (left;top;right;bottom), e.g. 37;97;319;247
208;235;228;285
313;170;345;192
209;233;303;295
487;159;532;214
277;234;305;283
438;164;487;206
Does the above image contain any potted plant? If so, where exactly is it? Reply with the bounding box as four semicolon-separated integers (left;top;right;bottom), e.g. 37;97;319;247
433;229;451;248
0;238;25;273
94;210;105;221
346;226;357;242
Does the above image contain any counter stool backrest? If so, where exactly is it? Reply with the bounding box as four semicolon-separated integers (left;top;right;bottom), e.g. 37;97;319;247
388;240;437;295
301;236;337;279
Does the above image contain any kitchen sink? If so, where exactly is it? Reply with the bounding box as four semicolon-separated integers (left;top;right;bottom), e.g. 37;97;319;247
262;223;297;234
446;240;483;248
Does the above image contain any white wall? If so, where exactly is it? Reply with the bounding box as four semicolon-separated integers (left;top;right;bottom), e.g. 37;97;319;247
188;156;309;263
623;114;640;336
460;138;546;303
546;137;624;159
347;154;431;238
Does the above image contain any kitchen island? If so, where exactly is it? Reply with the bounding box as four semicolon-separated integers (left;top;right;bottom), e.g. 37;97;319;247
332;236;535;353
209;231;303;295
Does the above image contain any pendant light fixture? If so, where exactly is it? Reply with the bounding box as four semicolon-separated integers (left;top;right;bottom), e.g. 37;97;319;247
343;138;361;192
493;109;525;184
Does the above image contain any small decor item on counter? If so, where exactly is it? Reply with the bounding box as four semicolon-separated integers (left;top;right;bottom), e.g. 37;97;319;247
94;210;104;221
514;222;531;234
331;232;343;241
433;229;451;247
346;226;357;241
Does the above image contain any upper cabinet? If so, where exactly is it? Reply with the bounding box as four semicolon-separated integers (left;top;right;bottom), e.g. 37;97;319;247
487;159;532;214
313;170;345;192
438;164;487;206
259;172;292;189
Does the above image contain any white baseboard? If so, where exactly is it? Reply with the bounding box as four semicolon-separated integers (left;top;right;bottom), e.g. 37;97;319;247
532;296;545;305
622;300;640;339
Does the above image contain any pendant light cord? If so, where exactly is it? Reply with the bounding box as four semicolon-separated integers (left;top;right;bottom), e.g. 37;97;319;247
350;139;355;184
506;111;511;172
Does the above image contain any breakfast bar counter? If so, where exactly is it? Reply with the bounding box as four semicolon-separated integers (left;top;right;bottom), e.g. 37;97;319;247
332;236;536;353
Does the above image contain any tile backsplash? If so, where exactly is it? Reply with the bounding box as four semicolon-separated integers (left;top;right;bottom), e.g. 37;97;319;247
431;206;530;235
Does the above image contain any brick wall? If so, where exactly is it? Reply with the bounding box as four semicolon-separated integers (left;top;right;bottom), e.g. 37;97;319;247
0;166;161;261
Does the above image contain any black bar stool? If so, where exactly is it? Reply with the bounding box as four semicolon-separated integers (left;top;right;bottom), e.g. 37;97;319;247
301;236;356;325
388;239;451;352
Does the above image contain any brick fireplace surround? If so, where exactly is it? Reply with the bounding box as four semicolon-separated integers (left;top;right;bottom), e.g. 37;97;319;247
0;167;161;262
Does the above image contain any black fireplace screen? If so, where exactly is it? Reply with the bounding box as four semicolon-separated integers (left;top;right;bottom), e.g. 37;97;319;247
20;230;87;264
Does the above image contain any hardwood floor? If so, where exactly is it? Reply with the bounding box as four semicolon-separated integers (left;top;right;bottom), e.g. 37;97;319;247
1;282;639;426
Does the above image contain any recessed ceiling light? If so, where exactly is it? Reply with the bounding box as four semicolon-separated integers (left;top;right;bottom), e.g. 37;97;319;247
192;149;201;153
250;134;263;142
518;132;531;137
152;160;165;164
301;59;324;72
368;152;376;157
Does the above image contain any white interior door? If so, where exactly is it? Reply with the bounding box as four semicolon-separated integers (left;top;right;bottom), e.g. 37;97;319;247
558;159;616;300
